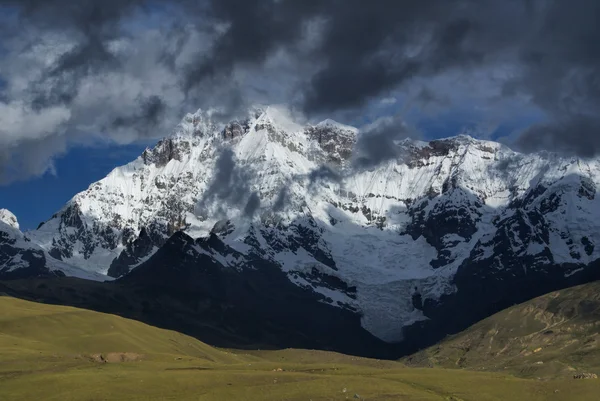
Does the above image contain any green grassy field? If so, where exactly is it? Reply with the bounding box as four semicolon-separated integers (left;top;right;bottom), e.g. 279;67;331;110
1;296;599;401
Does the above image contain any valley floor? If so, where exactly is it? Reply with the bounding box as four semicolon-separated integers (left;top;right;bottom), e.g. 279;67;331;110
1;296;599;401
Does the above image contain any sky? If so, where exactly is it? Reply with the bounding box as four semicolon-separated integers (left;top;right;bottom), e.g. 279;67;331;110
0;0;598;229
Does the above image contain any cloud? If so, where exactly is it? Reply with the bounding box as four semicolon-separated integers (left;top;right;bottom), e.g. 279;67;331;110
205;148;246;204
272;186;288;212
243;192;261;218
0;134;68;185
1;0;599;185
516;116;600;157
503;1;600;155
0;101;70;143
307;166;341;191
110;95;167;133
196;148;260;219
354;115;420;168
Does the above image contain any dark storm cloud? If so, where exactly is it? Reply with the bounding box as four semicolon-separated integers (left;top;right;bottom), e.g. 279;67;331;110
2;0;143;32
0;134;67;185
354;115;419;168
179;0;600;154
197;148;259;218
510;1;600;155
411;87;451;110
1;0;600;186
111;95;167;133
182;0;322;89
516;117;600;158
302;0;492;114
30;37;120;110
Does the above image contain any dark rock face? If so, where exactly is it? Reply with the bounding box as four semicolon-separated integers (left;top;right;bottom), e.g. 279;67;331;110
108;215;190;278
0;227;55;280
142;138;189;167
582;237;594;256
305;124;356;165
120;231;394;357
403;187;483;268
291;267;357;302
406;139;461;168
211;219;235;237
48;203;120;262
222;120;249;140
46;195;189;274
108;227;155;278
260;217;337;271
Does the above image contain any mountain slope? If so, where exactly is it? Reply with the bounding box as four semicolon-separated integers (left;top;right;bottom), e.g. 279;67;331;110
404;280;600;378
2;295;599;401
0;209;106;281
1;211;50;280
119;230;392;356
0;241;393;360
17;105;600;343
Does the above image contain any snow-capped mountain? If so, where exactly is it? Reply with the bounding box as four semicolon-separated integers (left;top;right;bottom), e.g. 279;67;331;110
0;209;47;279
0;209;105;280
0;209;19;230
18;105;600;342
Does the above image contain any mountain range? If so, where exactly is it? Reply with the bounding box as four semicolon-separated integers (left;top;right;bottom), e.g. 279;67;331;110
3;105;600;354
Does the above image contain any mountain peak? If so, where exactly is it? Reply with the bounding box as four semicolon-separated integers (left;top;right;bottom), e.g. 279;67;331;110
316;119;358;135
0;209;19;230
256;105;305;133
430;133;504;150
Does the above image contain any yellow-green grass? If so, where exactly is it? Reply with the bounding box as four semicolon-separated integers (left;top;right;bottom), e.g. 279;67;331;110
1;296;599;401
404;281;600;380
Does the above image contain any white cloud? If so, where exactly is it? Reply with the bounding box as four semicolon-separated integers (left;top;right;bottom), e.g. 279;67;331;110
380;97;397;105
0;101;71;144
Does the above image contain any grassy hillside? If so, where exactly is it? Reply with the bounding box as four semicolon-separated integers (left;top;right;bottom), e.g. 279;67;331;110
1;296;600;400
0;272;395;359
404;281;600;380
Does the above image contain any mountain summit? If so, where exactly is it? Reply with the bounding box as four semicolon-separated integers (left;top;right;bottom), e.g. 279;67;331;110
9;105;600;343
0;209;19;230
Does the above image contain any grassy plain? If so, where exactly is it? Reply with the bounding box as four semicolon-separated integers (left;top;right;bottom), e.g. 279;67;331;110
1;295;599;400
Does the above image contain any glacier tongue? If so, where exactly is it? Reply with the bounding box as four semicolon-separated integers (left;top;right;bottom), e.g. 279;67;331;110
24;105;600;342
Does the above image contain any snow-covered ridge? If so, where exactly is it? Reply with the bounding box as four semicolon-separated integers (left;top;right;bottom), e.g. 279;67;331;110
0;209;108;281
0;209;19;230
316;118;359;135
22;105;600;342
